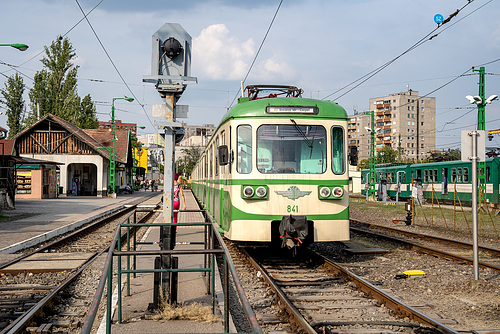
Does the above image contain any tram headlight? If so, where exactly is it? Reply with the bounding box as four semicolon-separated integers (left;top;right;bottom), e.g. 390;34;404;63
243;186;254;198
319;187;331;198
333;186;344;198
318;185;344;199
255;186;267;198
242;185;268;199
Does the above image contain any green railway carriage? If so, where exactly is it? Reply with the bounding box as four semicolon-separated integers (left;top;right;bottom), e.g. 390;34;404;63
191;86;351;248
361;158;500;204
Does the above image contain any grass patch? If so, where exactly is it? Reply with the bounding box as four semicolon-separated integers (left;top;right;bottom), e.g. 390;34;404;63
152;302;221;323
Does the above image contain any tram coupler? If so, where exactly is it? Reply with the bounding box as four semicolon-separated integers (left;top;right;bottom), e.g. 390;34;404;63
405;198;413;225
279;215;308;249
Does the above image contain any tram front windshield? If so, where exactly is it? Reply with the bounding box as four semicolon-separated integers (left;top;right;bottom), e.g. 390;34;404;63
257;124;326;174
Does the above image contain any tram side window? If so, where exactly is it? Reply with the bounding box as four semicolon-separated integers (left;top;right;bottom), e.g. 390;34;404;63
424;169;429;182
434;169;438;183
209;146;213;178
463;167;469;182
237;125;252;174
215;137;219;176
391;172;395;183
486;166;490;182
332;127;345;174
457;167;462;183
451;168;456;182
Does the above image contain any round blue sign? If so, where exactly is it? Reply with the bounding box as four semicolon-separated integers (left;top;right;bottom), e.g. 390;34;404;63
434;14;444;24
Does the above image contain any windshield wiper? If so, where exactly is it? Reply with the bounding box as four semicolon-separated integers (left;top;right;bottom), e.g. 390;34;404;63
290;119;312;148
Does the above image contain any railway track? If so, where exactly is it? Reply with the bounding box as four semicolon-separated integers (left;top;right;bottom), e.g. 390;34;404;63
350;218;500;272
0;199;161;334
227;242;458;334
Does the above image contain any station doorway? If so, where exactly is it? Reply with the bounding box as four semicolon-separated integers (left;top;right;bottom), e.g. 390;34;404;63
67;163;97;196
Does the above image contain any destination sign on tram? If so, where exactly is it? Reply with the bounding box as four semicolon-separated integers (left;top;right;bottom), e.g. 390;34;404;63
266;106;318;114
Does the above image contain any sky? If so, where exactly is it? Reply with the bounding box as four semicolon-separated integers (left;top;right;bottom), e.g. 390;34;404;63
1;0;499;151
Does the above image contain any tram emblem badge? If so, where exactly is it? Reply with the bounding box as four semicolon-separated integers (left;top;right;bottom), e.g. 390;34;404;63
275;186;311;201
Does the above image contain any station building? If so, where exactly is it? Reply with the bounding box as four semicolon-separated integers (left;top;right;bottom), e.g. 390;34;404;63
12;114;134;197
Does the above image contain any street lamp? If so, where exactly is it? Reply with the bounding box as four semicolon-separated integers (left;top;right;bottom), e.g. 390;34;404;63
108;97;134;195
0;43;29;51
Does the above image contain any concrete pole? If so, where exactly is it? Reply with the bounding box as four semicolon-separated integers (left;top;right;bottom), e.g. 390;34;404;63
470;130;479;280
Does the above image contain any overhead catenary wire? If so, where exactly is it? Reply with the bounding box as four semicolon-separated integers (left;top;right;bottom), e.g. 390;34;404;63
321;0;480;101
228;0;284;108
74;0;157;133
0;0;104;80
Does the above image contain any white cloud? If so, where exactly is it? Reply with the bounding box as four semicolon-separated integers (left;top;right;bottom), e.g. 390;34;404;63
249;56;295;82
192;24;294;82
193;24;254;80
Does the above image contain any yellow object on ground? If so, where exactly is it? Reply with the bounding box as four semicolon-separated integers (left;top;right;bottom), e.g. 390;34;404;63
403;270;426;276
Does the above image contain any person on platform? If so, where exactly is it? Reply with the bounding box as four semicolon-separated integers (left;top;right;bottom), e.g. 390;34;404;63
173;173;186;224
151;179;155;192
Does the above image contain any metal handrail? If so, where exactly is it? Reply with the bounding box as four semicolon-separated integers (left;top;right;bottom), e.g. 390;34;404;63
81;208;263;334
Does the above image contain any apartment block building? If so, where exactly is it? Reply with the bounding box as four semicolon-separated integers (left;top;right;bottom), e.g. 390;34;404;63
348;90;436;161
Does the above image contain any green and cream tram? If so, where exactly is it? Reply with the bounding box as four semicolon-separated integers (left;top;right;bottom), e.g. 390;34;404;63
191;86;352;249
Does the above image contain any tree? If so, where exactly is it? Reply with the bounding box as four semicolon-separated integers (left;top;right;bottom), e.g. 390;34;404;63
428;148;461;162
357;158;370;171
77;94;99;128
375;145;397;164
0;73;24;138
26;37;98;128
175;146;202;177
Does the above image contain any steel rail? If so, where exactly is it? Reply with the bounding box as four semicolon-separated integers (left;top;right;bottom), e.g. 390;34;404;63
1;252;100;334
350;225;500;272
0;205;138;271
350;218;500;257
4;205;159;334
311;249;461;334
240;248;318;334
201;210;263;333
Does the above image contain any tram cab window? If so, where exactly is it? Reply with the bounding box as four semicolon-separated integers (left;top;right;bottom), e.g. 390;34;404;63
463;167;469;182
256;124;327;174
486;166;491;182
237;125;252;174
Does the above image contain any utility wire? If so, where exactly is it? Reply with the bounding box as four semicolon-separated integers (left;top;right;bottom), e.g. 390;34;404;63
321;0;478;101
0;0;104;79
228;0;283;108
74;0;156;132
